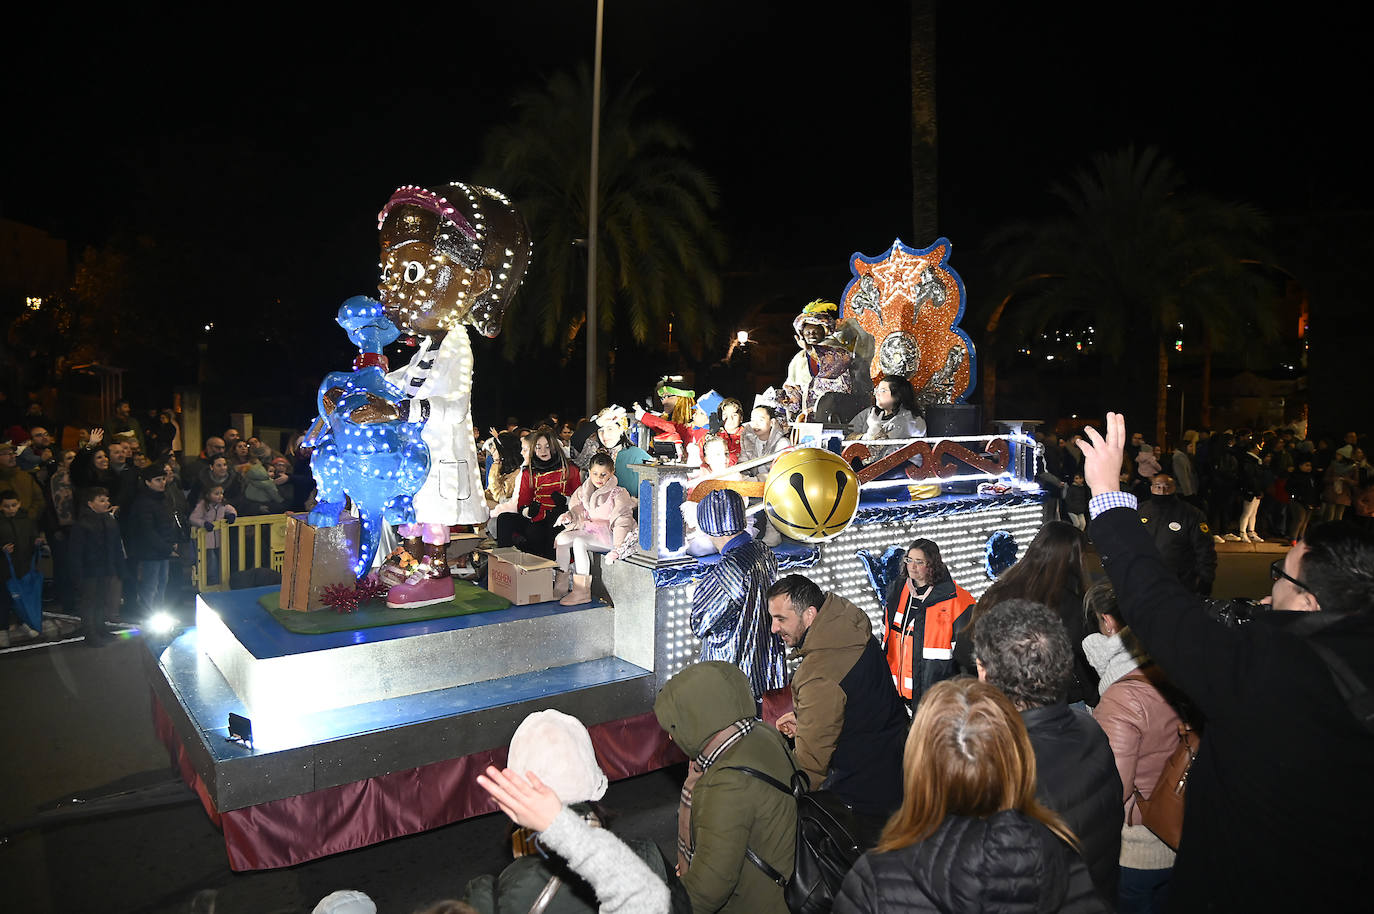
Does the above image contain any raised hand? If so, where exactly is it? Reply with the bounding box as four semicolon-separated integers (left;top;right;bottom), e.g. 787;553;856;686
476;766;563;833
1075;412;1127;497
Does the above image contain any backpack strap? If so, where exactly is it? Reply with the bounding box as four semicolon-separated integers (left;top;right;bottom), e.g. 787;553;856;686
724;765;795;888
724;765;793;796
744;848;787;888
526;875;562;914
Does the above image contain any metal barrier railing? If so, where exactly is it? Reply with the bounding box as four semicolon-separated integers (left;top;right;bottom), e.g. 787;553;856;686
190;513;290;592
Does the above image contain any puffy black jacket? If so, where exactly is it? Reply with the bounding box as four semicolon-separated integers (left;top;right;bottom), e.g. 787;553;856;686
1021;704;1122;903
126;487;182;561
833;810;1108;913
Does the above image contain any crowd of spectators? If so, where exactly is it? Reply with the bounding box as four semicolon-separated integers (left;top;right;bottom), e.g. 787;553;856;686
1039;422;1374;544
1;394;316;640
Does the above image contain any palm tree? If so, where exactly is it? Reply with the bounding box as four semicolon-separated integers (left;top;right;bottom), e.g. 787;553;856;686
909;0;938;242
982;146;1277;443
478;66;725;374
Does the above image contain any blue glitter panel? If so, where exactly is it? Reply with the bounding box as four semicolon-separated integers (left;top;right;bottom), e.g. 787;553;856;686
664;481;685;552
639;479;654;549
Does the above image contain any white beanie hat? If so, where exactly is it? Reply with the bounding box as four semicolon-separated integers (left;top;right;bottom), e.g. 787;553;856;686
506;709;608;804
312;890;376;914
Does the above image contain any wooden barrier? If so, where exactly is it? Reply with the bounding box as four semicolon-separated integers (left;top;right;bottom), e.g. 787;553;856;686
190;513;289;592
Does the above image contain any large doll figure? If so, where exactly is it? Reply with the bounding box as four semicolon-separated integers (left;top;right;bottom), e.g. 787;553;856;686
351;183;532;607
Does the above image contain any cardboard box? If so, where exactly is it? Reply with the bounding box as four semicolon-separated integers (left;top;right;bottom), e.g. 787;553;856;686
486;547;559;605
278;514;361;611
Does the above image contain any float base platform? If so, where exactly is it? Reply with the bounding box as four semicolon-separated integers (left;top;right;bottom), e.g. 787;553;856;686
145;587;679;871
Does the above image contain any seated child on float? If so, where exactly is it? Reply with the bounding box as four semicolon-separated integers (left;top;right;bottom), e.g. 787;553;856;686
552;452;635;606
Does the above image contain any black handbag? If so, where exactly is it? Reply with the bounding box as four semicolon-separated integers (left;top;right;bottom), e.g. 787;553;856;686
726;764;862;914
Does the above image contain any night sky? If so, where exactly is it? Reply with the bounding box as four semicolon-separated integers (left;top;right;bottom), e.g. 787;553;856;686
6;3;1370;421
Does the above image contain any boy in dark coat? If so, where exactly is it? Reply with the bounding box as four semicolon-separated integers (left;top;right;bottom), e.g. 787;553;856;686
68;487;125;644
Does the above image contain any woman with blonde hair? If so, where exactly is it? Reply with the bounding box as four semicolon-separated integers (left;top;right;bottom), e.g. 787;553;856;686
834;678;1106;913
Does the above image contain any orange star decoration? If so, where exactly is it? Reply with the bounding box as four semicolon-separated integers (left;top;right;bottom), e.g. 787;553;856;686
841;237;975;404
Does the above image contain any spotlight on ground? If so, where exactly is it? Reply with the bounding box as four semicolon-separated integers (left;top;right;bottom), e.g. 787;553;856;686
145;611;179;636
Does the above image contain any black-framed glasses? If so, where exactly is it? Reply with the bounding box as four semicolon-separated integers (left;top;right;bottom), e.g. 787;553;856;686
1270;559;1310;592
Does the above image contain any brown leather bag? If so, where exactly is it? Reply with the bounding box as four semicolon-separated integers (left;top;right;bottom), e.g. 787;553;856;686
1134;720;1200;850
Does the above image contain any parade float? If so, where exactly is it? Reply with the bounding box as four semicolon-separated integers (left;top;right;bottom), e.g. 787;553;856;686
145;200;1047;868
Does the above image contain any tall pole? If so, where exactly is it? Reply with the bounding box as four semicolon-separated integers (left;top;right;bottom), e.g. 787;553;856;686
585;0;605;416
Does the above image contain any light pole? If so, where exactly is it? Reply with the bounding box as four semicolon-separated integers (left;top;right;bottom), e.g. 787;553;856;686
585;0;605;416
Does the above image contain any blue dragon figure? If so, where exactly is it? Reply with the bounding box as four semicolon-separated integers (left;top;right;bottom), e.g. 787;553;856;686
304;296;431;578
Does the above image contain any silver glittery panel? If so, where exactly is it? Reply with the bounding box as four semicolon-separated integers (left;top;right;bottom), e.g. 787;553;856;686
197;597;615;717
144;641;657;812
602;499;1045;683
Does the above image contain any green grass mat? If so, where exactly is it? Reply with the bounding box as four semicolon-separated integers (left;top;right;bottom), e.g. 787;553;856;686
259;581;512;634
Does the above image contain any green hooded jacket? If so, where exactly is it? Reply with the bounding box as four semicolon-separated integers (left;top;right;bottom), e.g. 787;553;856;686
655;662;797;914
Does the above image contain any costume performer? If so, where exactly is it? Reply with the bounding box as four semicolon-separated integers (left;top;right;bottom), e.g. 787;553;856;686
778;299;875;422
553;452;635;606
349;183;532;608
689;489;787;700
637;390;721;466
497;427;581;560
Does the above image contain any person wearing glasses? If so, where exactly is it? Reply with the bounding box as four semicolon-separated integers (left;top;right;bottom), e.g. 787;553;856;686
882;538;975;707
1077;412;1374;913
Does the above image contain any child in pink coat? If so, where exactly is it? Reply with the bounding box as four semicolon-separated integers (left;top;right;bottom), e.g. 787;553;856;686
553;453;636;606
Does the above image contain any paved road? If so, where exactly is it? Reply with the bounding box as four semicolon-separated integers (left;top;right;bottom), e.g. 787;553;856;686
0;544;1278;913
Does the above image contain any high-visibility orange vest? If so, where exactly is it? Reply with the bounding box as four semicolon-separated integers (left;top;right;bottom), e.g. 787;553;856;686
883;578;974;700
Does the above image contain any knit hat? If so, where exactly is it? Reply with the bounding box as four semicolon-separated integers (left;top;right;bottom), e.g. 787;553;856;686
696;389;724;417
507;709;608;804
698;489;746;536
312;890;376;914
139;464;167;482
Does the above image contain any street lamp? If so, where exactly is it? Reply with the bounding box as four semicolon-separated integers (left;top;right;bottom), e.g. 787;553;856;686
585;0;605;415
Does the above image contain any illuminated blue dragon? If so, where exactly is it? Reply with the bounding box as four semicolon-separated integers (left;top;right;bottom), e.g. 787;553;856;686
304;296;430;578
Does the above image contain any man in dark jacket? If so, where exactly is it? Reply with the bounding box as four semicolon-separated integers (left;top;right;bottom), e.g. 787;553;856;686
768;574;907;846
1079;412;1374;913
655;661;796;914
1139;473;1217;594
127;465;183;613
973;598;1122;902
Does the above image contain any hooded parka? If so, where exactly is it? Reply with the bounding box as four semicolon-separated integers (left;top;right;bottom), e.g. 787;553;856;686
655;662;796;914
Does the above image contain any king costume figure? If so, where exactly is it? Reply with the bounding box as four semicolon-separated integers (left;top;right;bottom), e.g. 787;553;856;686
689;489;787;699
347;183;532;608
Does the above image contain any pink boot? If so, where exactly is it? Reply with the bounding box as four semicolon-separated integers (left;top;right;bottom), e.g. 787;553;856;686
385;543;454;608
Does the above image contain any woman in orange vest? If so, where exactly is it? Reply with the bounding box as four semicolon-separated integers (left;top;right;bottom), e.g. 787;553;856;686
883;538;975;706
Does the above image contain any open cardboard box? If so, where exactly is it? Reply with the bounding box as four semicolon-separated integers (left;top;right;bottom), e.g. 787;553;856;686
486;547;560;605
